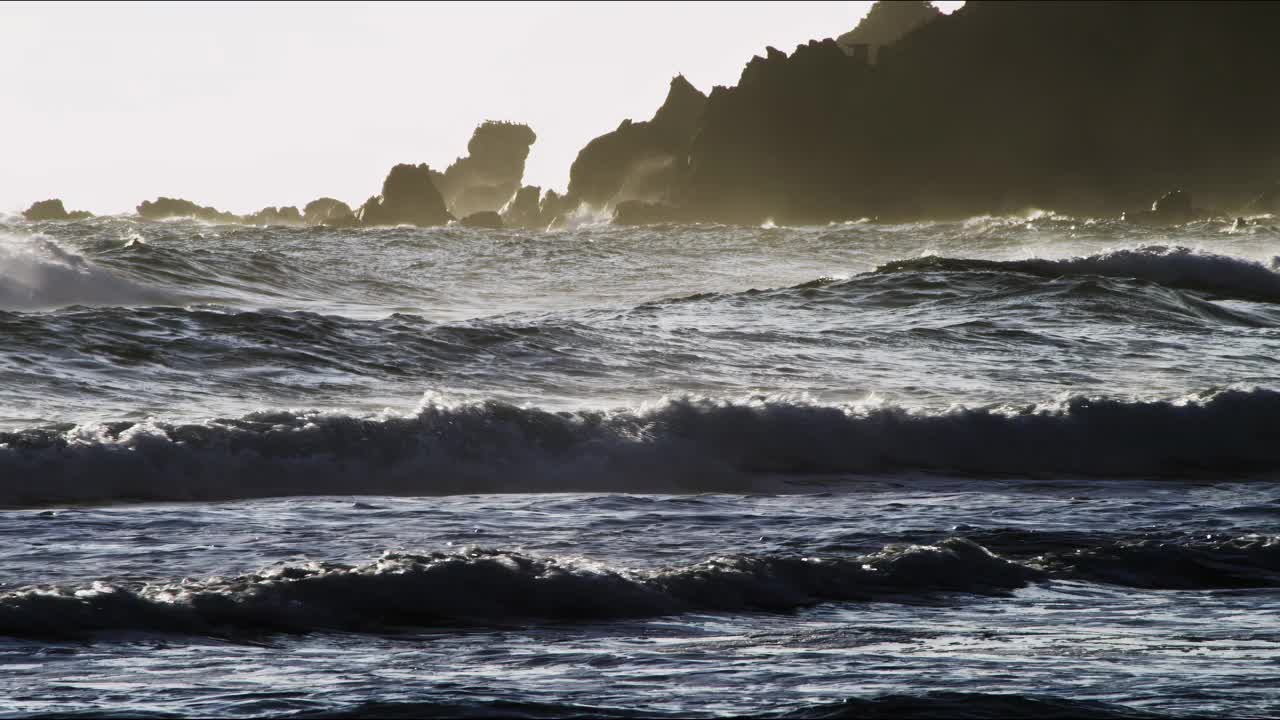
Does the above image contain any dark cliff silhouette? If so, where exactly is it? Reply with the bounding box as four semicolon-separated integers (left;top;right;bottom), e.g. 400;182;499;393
555;1;1280;225
356;163;453;227
22;199;92;221
564;75;707;211
836;0;941;63
431;122;536;219
22;2;1280;229
682;1;1280;223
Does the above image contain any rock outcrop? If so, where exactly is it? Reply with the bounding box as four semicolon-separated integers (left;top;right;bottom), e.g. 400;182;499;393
22;199;92;221
539;190;573;228
243;206;303;225
459;210;503;229
501;185;545;228
665;1;1280;223
432;122;537;218
679;40;874;224
565;75;707;211
836;0;941;62
302;198;357;226
356;164;453;227
137;197;238;223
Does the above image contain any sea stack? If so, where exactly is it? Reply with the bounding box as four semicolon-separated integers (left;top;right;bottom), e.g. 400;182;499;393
356;163;453;227
432;122;537;219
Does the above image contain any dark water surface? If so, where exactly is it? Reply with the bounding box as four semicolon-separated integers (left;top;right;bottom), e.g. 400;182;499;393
1;212;1278;716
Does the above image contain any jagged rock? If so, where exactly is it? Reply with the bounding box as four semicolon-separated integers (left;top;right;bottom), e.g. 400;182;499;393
565;75;707;210
137;197;238;223
432;122;537;218
671;2;1280;223
302;198;357;227
501;185;545;228
22;199;92;221
612;200;691;225
837;1;942;63
539;190;574;228
356;164;452;227
459;210;503;229
681;39;872;224
243;206;303;225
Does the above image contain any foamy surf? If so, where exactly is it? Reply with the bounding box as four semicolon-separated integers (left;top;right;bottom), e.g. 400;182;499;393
0;233;169;309
3;388;1279;506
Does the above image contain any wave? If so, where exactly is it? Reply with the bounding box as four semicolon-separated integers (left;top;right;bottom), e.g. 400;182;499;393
0;539;1038;639
877;245;1280;304
1038;534;1280;589
0;234;170;309
3;389;1280;506
5;533;1275;640
782;692;1163;719
285;693;1161;719
287;698;657;719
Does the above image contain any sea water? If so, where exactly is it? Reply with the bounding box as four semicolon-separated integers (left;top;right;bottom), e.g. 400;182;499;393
0;212;1277;717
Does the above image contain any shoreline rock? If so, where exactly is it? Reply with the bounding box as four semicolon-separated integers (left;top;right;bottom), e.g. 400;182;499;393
356;163;453;227
459;210;503;229
22;199;92;221
137;197;238;223
433;122;537;219
302;198;358;227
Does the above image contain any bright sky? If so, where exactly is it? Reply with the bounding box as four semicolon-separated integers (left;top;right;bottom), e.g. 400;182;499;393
2;1;962;215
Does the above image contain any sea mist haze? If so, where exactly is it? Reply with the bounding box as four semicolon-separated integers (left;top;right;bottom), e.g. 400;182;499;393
3;1;1280;718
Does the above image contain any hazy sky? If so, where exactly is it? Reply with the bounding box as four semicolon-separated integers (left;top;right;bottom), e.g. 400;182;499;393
3;1;962;215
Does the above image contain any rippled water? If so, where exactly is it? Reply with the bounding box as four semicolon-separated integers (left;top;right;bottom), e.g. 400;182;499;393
1;212;1278;717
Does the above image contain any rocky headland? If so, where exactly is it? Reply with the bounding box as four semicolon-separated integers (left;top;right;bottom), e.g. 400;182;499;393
20;2;1280;229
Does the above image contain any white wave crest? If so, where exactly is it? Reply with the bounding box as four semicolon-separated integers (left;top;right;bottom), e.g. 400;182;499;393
0;234;166;310
0;538;1035;637
879;245;1280;303
2;389;1279;507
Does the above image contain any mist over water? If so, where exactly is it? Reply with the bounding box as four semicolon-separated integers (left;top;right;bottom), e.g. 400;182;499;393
2;213;1280;717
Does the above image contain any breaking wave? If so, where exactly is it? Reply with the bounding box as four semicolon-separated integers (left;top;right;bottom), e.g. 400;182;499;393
781;692;1162;719
287;692;1160;719
3;388;1280;506
4;533;1274;640
0;234;169;309
877;245;1280;303
1038;534;1280;589
0;539;1039;638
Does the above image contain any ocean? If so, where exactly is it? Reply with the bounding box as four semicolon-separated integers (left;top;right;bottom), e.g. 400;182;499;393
0;212;1278;717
